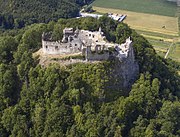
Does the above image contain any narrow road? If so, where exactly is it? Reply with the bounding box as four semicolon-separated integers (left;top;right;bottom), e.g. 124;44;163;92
164;42;174;59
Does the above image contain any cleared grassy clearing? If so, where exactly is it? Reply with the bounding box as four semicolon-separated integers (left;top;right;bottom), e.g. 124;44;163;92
147;38;180;62
93;0;177;17
147;38;169;53
93;7;179;36
168;44;180;62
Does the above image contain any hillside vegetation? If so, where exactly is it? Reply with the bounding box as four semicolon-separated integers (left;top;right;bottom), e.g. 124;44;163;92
0;0;92;29
0;16;179;137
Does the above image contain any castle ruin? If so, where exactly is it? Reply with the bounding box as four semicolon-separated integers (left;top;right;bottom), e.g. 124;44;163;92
42;27;134;61
41;27;139;88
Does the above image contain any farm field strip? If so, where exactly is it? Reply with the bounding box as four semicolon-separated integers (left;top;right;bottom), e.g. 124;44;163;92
147;38;170;51
136;30;178;39
131;26;178;37
144;37;180;61
93;0;177;17
153;47;167;52
141;34;174;42
93;7;179;36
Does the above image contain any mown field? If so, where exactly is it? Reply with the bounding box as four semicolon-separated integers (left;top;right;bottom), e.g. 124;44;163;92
93;7;179;36
93;0;177;17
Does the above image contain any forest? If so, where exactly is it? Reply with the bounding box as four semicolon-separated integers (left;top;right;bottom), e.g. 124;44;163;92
0;0;92;30
0;14;180;137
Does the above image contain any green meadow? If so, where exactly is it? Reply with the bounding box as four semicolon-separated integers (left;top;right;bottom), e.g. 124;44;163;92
93;0;177;17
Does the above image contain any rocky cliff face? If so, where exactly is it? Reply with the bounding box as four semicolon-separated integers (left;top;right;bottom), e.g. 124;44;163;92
117;44;139;88
115;56;139;89
106;45;139;92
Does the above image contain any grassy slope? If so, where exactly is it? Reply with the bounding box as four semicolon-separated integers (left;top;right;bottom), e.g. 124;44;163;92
93;0;177;17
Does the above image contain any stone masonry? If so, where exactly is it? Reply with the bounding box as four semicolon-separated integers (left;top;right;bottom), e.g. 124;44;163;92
41;27;139;88
42;27;134;61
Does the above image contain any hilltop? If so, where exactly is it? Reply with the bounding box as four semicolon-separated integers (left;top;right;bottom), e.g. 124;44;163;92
0;16;179;137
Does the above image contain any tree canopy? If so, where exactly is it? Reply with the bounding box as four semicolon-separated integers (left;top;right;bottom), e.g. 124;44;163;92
0;0;92;30
0;16;179;137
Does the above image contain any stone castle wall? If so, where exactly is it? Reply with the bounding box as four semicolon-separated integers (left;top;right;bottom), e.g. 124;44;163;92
42;28;136;65
42;40;82;55
86;51;109;61
42;28;112;60
41;28;139;89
